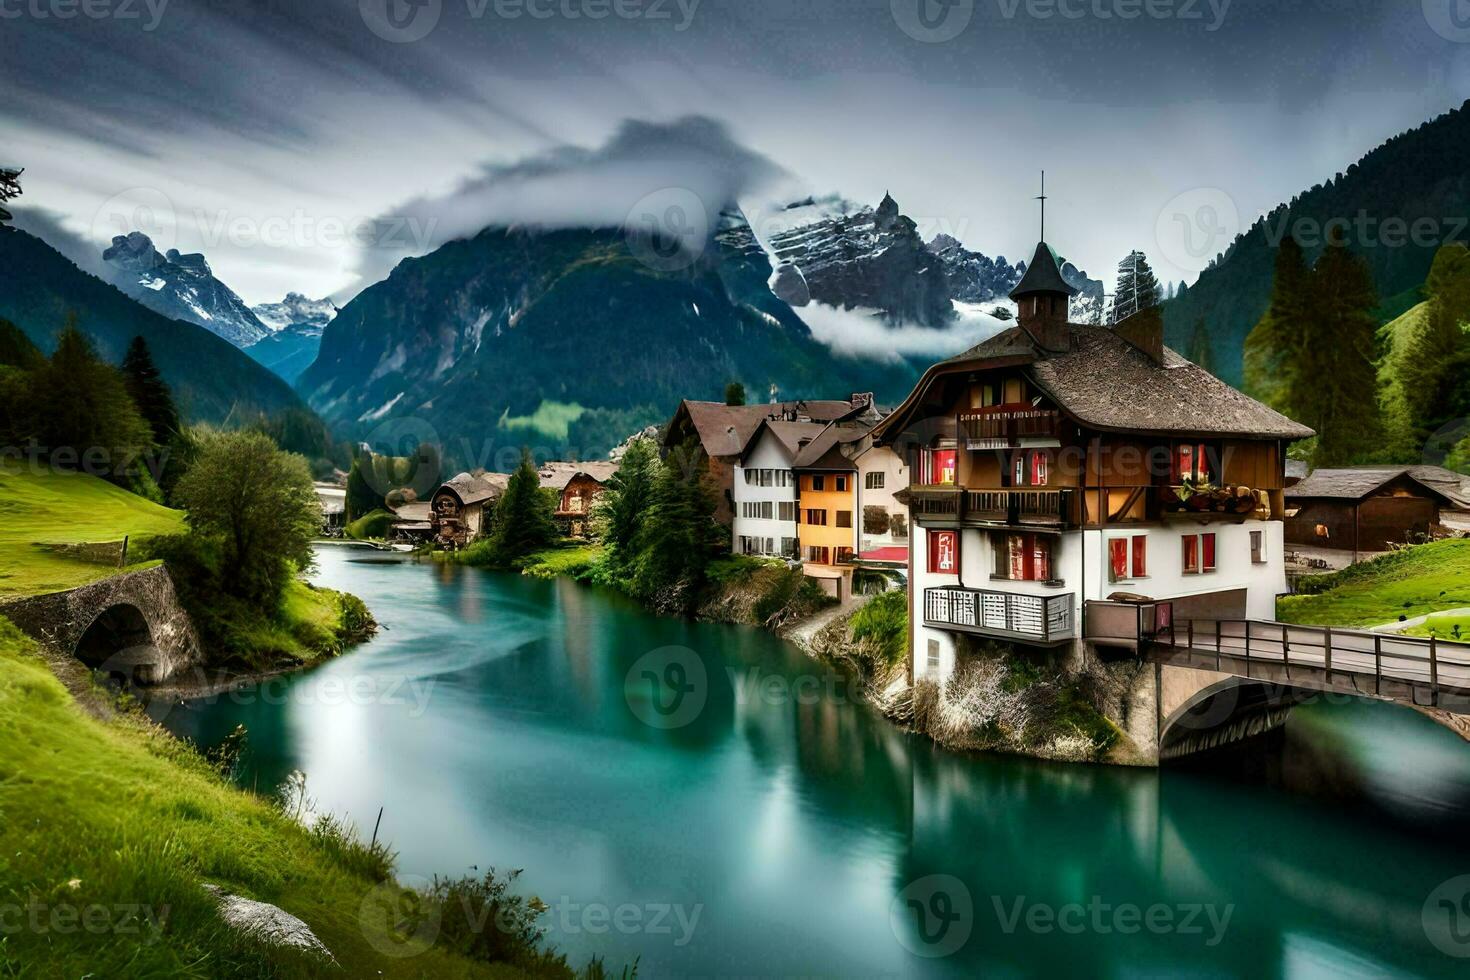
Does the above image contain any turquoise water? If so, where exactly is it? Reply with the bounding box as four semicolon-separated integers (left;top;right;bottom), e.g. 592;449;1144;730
163;547;1470;977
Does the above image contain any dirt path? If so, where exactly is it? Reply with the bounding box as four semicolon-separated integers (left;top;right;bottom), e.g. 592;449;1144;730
783;593;871;651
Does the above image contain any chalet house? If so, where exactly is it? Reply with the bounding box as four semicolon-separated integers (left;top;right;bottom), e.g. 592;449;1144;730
663;397;868;525
430;471;510;549
1284;466;1469;555
872;240;1313;685
734;419;824;559
539;461;620;538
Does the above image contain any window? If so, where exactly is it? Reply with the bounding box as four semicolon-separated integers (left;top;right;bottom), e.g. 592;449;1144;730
812;475;826;492
835;475;848;493
1004;378;1025;404
742;501;774;520
995;533;1053;582
1108;535;1148;582
806;546;831;565
1030;451;1048;486
744;469;756;485
835;547;854;564
805;509;828;526
836;510;853;528
927;639;941;670
1174;442;1212;483
1251;530;1264;564
865;471;885;490
1182;533;1217;574
781;537;798;557
777;501;797;523
923;448;957;485
928;530;959;574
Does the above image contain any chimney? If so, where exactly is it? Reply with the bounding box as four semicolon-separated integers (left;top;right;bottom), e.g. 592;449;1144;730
1112;306;1165;365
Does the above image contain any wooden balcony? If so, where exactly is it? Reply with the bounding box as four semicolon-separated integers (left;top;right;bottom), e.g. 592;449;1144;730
959;409;1062;448
924;587;1075;646
908;486;1081;530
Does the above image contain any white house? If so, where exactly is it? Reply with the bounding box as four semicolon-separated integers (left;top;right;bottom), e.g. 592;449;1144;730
732;419;827;558
872;240;1312;685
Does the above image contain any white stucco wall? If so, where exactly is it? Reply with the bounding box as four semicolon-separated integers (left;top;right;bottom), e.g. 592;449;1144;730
855;445;910;552
732;432;800;557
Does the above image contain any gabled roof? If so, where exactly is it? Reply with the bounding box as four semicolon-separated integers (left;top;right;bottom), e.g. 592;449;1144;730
741;419;830;464
793;421;870;470
886;323;1313;441
669;399;862;458
1009;241;1079;300
538;461;620;491
436;471;510;506
1286;466;1468;507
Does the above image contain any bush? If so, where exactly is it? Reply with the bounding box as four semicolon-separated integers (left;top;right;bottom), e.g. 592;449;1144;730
849;590;908;668
346;508;395;541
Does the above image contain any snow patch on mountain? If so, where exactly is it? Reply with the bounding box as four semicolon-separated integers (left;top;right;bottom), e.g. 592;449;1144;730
102;231;270;347
252;292;337;333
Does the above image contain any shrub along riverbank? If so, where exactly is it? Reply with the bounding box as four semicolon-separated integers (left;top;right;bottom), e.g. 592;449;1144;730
0;616;629;978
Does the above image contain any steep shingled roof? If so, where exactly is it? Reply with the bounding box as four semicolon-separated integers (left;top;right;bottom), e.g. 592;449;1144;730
538;461;620;491
1286;466;1469;507
1009;241;1079;300
936;324;1313;440
671;399;861;458
437;471;510;506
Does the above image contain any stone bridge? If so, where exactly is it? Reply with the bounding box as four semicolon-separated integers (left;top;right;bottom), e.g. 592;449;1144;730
0;564;202;685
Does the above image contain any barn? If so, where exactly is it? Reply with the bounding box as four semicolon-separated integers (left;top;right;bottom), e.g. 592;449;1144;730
1284;466;1468;556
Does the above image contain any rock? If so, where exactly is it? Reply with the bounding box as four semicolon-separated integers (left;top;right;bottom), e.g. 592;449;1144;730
770;262;810;307
203;884;336;964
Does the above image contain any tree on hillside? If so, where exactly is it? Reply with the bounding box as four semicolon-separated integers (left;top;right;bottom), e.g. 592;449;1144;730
1297;235;1383;466
30;319;152;479
484;448;559;563
121;336;180;445
1243;236;1311;413
0;167;21;225
632;441;725;610
594;436;658;563
0;317;43;370
1110;250;1161;323
173;429;320;607
1187;316;1215;375
1379;243;1470;460
725;381;746;406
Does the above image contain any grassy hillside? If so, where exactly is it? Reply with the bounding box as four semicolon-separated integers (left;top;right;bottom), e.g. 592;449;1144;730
1277;539;1470;627
0;464;185;597
0;616;555;978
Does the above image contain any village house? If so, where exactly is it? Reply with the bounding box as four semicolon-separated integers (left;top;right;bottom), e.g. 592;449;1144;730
872;239;1313;685
733;419;822;559
662;397;868;525
539;461;620;538
430;471;510;549
1284;465;1470;558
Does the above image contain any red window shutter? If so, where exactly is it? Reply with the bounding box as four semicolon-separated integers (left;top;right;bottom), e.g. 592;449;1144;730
1031;536;1051;582
928;531;957;574
1203;532;1216;571
1131;535;1147;577
1031;451;1047;486
1175;445;1193;483
1109;538;1128;581
1183;535;1199;573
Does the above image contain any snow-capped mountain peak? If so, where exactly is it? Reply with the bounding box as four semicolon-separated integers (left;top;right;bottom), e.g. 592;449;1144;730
101;232;270;347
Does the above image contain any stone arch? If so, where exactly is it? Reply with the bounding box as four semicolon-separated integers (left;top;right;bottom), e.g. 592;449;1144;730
1159;676;1316;762
74;602;160;685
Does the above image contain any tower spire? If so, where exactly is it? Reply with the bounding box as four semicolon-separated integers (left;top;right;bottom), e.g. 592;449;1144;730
1035;170;1047;242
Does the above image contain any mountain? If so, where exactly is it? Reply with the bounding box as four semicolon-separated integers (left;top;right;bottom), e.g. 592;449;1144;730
246;293;336;384
764;194;955;327
1165;100;1470;384
929;233;1107;323
297;211;925;460
102;231;270;347
0;227;308;423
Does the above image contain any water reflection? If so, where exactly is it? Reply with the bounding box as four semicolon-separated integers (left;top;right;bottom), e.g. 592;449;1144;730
160;547;1470;978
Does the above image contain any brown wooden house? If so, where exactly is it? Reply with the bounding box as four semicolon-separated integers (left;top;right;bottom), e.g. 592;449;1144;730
430;471;510;549
539;462;620;538
1285;466;1467;555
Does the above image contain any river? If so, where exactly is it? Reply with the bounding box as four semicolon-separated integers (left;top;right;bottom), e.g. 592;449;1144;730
162;546;1470;977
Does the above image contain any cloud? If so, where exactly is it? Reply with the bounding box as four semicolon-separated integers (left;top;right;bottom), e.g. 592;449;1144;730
349;115;792;287
795;302;1010;364
11;207;127;285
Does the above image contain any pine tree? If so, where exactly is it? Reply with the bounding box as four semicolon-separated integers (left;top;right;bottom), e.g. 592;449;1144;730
631;440;724;609
120;336;179;444
594;436;657;563
0;167;21;225
1297;235;1382;466
1379;243;1470;460
485;448;559;563
724;382;746;406
345;452;385;521
30;318;153;479
1243;236;1309;412
1110;250;1161;322
1187;316;1215;375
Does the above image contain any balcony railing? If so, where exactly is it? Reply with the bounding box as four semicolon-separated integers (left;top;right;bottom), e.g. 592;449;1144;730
909;487;1080;529
924;587;1076;645
959;409;1062;447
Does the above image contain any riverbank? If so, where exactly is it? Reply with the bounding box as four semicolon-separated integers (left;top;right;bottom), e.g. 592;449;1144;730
0;614;621;978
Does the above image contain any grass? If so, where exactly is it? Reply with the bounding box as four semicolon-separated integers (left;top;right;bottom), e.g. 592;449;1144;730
0;615;553;978
848;590;907;668
344;508;395;541
1277;539;1470;627
222;579;374;669
1405;613;1470;642
496;401;587;441
0;464;186;597
516;544;603;580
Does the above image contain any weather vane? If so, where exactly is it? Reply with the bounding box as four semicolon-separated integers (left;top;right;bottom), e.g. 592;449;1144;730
1036;170;1047;241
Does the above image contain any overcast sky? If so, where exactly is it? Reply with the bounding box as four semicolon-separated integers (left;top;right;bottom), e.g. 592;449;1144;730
4;0;1468;305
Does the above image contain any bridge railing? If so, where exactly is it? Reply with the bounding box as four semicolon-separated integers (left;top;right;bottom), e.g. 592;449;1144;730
1162;619;1470;700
